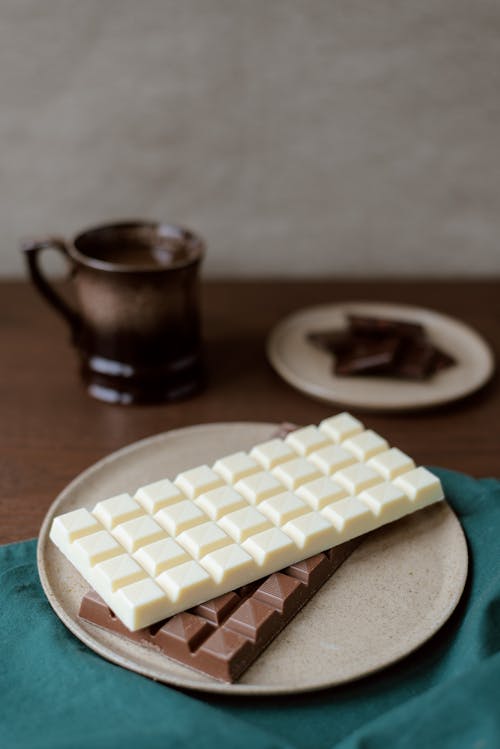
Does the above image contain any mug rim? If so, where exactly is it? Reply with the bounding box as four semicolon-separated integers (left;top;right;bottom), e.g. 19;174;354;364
70;220;205;273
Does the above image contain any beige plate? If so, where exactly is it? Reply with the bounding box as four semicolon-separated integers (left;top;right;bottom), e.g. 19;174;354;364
267;301;494;411
38;422;468;696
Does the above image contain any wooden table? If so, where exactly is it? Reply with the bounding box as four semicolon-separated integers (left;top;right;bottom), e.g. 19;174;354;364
1;280;498;545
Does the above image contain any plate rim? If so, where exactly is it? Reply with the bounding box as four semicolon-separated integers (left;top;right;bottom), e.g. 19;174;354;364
38;421;469;696
266;300;495;411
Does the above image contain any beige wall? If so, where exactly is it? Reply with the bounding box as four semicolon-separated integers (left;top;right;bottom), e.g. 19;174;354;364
1;0;499;278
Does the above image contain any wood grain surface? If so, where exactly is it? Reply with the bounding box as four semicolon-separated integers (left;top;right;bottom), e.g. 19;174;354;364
1;280;498;545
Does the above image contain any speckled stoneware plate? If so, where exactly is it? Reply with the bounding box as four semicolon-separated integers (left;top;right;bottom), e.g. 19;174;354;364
267;301;494;411
38;422;468;696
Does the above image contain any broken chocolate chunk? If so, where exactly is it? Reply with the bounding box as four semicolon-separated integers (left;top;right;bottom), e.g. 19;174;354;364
334;336;402;376
347;315;425;341
307;314;456;382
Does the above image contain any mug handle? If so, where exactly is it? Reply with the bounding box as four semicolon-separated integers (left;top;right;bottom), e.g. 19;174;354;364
22;237;81;334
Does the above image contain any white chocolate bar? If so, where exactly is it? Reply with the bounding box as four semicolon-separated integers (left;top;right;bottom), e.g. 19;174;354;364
284;425;331;456
50;413;445;631
296;476;347;510
308;444;356;475
213;452;260;483
272;458;321;490
250;438;296;469
134;479;184;514
367;448;415;480
195;486;247;520
218;506;271;542
92;493;144;530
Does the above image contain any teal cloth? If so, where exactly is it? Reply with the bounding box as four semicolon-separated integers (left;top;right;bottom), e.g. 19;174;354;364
1;468;500;749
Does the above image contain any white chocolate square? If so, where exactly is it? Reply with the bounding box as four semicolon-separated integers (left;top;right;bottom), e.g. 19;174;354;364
284;425;331;456
342;430;389;461
155;500;207;537
296;476;347;510
134;479;184;514
334;463;382;494
394;467;444;510
112;515;166;553
219;506;271;543
49;508;102;547
283;512;336;556
133;537;189;577
322;497;377;541
250;439;296;470
195;486;246;520
242;527;296;569
367;448;416;480
113;578;169;631
177;521;231;559
272;458;321;490
359;482;411;523
92;493;144;530
259;491;309;525
73;530;123;568
174;465;224;499
234;471;284;504
319;412;364;443
93;554;147;594
200;544;256;587
308;444;357;475
156;560;213;607
213;452;260;483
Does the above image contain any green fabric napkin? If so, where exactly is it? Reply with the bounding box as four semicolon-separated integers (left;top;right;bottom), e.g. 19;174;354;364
1;468;499;749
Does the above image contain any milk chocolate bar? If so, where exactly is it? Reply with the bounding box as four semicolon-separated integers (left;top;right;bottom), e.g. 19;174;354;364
79;538;359;682
50;413;445;631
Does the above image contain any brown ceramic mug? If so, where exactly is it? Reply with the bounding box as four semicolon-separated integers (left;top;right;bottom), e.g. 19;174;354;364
22;220;205;404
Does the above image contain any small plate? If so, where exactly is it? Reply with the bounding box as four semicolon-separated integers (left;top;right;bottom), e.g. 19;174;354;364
267;301;494;411
38;422;468;696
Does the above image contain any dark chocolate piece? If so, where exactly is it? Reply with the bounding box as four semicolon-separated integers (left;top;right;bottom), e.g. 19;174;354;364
307;314;456;382
334;337;402;375
347;315;425;340
392;340;438;380
432;348;456;372
79;538;360;683
393;341;456;380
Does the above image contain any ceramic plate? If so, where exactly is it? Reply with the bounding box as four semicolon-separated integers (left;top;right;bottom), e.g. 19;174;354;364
38;422;468;696
267;301;494;411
